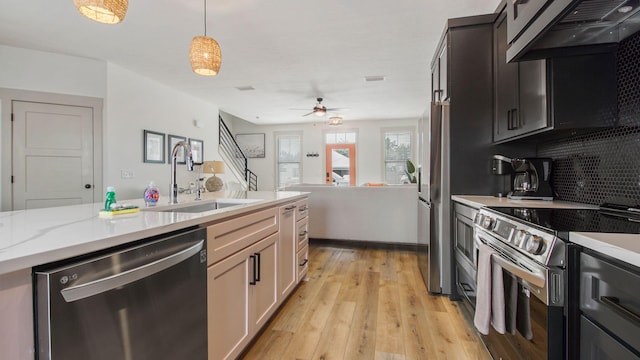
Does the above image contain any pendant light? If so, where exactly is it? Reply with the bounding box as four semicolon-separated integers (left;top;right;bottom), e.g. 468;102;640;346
189;0;222;76
73;0;128;24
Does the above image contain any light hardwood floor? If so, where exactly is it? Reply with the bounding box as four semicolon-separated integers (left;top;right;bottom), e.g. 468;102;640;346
242;241;491;360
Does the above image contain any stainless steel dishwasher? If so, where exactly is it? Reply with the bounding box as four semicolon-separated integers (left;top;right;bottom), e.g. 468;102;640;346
34;227;208;360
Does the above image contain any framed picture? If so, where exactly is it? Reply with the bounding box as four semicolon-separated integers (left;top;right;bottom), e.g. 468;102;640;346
236;133;265;158
144;130;165;163
189;138;204;165
168;134;187;164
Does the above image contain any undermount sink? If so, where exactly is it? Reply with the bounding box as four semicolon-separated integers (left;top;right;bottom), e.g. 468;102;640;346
145;199;261;214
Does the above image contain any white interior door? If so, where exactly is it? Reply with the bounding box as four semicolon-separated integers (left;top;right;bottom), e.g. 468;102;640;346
12;101;94;210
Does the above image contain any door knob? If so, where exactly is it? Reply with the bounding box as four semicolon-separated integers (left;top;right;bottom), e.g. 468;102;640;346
85;184;92;189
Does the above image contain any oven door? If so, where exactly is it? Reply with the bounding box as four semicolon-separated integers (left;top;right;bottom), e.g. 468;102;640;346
473;227;565;360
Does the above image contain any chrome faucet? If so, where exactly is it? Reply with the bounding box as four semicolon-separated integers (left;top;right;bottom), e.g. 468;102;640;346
170;141;194;204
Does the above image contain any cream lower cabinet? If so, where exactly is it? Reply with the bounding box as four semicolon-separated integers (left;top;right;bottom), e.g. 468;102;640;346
207;232;278;360
278;203;297;301
296;216;309;282
207;198;309;359
296;198;309;282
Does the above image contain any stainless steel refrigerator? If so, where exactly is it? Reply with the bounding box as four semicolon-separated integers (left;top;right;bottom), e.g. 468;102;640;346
418;101;451;294
417;14;497;296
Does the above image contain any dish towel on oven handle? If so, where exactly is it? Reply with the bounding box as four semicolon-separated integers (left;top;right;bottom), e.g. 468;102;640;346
474;243;506;335
517;285;534;340
504;272;518;335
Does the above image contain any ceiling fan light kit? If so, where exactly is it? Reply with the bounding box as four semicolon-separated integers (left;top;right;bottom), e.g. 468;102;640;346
294;97;348;117
190;0;222;76
73;0;128;24
328;116;343;126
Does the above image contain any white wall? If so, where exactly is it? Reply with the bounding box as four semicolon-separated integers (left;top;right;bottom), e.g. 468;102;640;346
0;45;227;208
0;45;107;98
230;117;418;190
105;64;224;200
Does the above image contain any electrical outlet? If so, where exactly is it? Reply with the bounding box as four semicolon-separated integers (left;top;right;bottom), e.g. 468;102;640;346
121;169;134;179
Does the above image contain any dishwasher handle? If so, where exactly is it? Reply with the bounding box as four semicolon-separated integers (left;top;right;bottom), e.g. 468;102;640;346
60;240;205;303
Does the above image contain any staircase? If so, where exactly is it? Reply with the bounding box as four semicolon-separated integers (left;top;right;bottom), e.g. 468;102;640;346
219;116;258;191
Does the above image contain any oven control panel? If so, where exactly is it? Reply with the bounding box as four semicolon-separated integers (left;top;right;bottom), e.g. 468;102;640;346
493;219;515;240
474;209;564;267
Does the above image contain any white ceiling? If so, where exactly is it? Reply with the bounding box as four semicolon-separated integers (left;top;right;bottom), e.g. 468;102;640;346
0;0;499;125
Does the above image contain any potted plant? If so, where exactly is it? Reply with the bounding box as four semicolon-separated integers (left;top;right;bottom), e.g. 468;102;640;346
405;160;417;183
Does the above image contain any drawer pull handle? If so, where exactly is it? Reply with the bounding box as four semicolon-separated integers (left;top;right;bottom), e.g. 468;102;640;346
298;230;308;237
249;255;257;285
600;296;640;324
284;205;297;211
254;252;261;282
459;282;473;292
299;206;308;212
299;259;309;267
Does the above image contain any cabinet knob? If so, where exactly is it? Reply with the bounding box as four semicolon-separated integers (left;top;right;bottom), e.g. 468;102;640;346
84;184;92;189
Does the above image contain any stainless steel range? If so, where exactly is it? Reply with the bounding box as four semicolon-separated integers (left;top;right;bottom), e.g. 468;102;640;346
465;204;640;360
473;207;566;360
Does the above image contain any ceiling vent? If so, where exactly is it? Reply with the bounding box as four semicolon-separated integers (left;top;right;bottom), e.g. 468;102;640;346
364;75;385;82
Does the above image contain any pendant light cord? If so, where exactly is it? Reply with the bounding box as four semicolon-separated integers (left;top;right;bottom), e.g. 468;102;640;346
203;0;207;36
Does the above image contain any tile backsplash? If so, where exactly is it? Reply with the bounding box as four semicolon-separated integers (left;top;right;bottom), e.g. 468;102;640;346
537;32;640;206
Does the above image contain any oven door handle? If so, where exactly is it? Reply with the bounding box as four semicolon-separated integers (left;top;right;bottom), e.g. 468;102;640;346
491;253;545;288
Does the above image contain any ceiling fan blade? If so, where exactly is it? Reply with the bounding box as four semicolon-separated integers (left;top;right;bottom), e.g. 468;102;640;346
326;107;349;112
301;111;316;116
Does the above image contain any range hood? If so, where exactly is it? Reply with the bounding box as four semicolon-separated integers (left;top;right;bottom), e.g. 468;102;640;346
507;0;640;61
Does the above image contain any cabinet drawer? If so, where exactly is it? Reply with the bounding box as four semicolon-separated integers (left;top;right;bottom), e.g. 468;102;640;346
297;245;309;283
580;252;640;353
296;217;309;252
580;316;640;360
207;207;278;266
295;198;309;222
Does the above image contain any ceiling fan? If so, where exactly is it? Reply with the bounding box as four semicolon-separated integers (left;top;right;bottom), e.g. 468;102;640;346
292;98;347;117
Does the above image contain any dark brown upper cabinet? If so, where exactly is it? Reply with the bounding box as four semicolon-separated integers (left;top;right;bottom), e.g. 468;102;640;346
431;44;448;102
493;11;618;144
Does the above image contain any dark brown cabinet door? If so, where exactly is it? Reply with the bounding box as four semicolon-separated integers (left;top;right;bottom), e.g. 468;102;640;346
439;45;448;101
431;43;448;102
431;57;440;102
493;13;548;143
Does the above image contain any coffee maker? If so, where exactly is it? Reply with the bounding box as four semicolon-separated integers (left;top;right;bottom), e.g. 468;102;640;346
508;158;554;200
491;155;512;197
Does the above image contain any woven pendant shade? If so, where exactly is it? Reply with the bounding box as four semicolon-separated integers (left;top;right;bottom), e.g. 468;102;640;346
73;0;128;24
190;36;222;76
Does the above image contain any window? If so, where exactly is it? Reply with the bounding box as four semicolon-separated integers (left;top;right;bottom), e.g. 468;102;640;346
325;130;357;185
383;128;414;184
276;133;302;188
325;131;356;145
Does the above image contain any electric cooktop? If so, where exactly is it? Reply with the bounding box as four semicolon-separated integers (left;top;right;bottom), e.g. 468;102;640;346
488;204;640;241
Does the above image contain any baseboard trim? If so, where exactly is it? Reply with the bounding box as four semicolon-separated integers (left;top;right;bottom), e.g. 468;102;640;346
309;238;417;251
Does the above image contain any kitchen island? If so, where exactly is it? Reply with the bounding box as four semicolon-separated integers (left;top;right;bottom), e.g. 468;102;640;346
0;190;308;360
283;184;416;244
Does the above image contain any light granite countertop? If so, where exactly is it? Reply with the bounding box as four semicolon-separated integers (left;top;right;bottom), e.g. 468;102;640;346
0;191;307;276
570;232;640;268
451;195;598;210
